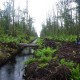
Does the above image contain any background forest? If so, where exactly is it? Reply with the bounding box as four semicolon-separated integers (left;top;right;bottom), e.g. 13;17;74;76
0;0;37;43
40;0;80;40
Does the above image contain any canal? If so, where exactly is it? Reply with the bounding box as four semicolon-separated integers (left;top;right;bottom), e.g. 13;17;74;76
0;54;31;80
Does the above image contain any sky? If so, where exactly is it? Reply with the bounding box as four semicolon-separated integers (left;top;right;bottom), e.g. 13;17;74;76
0;0;58;36
28;0;58;36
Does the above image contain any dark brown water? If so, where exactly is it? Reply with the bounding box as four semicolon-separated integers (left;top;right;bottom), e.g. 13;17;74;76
0;55;31;80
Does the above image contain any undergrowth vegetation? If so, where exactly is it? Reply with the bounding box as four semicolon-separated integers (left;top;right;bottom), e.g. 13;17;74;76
60;59;80;80
25;47;57;68
25;37;80;80
41;35;77;42
35;47;57;57
0;34;35;44
52;35;77;42
36;38;43;48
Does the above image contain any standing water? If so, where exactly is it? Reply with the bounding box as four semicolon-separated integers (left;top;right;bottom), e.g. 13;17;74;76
0;39;37;80
0;54;31;80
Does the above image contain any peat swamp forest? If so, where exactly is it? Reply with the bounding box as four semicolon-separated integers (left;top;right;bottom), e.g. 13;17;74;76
0;0;80;80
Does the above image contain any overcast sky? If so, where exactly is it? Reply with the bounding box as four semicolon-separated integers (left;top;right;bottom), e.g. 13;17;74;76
0;0;58;36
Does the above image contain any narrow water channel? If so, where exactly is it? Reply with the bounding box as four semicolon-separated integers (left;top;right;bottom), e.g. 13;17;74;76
0;54;31;80
0;39;37;80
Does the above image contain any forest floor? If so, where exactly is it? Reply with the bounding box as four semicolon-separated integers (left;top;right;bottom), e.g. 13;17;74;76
23;38;80;80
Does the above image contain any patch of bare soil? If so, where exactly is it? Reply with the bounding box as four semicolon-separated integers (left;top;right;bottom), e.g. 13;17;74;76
57;42;80;63
23;61;71;80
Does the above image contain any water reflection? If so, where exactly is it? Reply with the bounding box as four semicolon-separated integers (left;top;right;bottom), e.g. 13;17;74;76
0;55;30;80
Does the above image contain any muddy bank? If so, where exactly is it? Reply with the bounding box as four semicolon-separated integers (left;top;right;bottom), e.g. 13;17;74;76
23;61;71;80
57;42;80;63
0;42;19;67
0;38;37;67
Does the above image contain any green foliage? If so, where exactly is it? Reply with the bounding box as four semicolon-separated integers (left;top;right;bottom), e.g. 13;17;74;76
39;56;52;63
0;34;29;44
36;38;43;48
42;48;56;56
52;56;58;60
60;59;80;80
40;0;79;38
24;58;37;65
71;65;80;80
60;59;74;69
35;47;57;58
0;2;37;37
25;47;56;67
38;63;48;68
41;34;76;42
53;35;77;42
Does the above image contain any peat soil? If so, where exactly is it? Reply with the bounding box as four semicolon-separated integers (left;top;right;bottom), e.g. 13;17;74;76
23;38;80;80
0;42;19;67
57;41;80;63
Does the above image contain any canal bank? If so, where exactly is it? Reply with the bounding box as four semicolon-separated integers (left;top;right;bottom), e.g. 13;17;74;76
0;39;38;80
